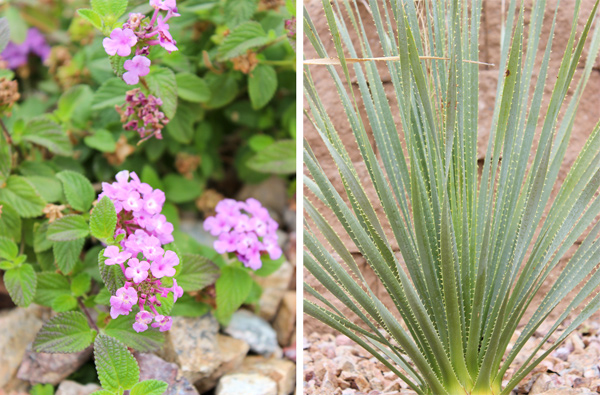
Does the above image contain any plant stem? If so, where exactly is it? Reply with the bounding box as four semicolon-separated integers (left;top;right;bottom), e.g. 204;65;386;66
0;119;12;145
78;298;100;332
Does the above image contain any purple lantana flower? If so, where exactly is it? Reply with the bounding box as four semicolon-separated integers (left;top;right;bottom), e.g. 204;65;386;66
123;55;151;85
103;28;137;56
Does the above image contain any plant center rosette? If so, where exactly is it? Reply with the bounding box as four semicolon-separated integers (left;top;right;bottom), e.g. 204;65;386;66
204;198;282;270
98;170;182;332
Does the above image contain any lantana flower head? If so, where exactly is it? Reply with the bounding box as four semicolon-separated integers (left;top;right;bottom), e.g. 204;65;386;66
1;28;51;70
100;171;181;332
204;198;282;270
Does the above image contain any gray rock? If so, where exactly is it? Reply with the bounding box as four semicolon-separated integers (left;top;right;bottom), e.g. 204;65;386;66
135;353;199;395
0;307;44;388
179;219;217;247
160;314;250;392
216;373;277;395
55;381;100;395
236;177;288;218
17;346;92;385
252;261;294;321
224;310;281;356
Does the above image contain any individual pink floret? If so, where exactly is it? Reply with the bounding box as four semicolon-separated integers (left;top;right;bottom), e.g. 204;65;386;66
104;246;131;268
123;55;151;85
110;286;138;319
150;250;178;278
103;28;137;56
133;310;153;332
124;258;150;284
152;314;173;332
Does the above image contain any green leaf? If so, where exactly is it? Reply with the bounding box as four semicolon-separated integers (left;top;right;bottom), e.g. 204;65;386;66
130;380;168;395
0;236;18;261
51;294;78;312
25;176;63;203
89;391;113;395
90;196;117;242
34;221;53;253
6;7;26;44
92;78;129;111
166;102;194;144
248;134;275;152
163;174;202;203
146;67;178;119
71;273;92;297
171;294;210;317
35;272;71;307
91;0;128;19
56;170;96;212
47;215;89;241
0;18;9;53
218;22;270;60
141;165;163;190
4;264;37;307
248;64;278;109
104;314;164;352
0;130;11;185
94;287;111;305
175;73;211;103
175;254;220;292
30;384;54;395
109;54;126;77
98;249;125;294
0;175;46;218
224;0;257;28
22;118;72;156
215;266;253;324
33;311;94;353
56;85;93;124
53;238;84;274
205;72;239;109
247;139;295;174
94;334;140;392
77;9;102;30
254;256;285;277
84;130;116;153
0;204;21;241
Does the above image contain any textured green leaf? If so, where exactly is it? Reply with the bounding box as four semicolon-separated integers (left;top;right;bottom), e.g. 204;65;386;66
94;334;139;392
205;72;239;109
175;254;219;292
215;266;253;324
0;236;18;261
90;196;117;242
163;174;202;203
218;22;269;59
71;273;92;297
35;272;71;307
146;67;177;119
247;139;295;174
130;380;168;395
4;264;36;307
22;118;72;156
77;9;102;30
104;314;164;352
166;102;194;144
223;0;257;28
52;294;78;312
47;215;89;241
57;170;95;212
56;85;93;124
84;130;116;153
0;204;21;242
248;64;277;110
92;78;129;111
25;176;63;203
98;248;125;294
34;221;53;253
0;175;46;218
53;238;84;274
171;294;210;317
33;311;94;353
175;73;210;103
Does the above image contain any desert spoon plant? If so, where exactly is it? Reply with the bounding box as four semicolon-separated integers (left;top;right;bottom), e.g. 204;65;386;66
303;0;600;394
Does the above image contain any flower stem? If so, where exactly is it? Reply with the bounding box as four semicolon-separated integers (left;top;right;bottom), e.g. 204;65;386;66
78;298;100;332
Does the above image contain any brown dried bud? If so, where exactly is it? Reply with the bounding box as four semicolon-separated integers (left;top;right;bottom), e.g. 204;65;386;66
43;204;67;222
231;50;259;74
196;189;225;217
104;135;135;166
0;78;20;115
175;152;201;179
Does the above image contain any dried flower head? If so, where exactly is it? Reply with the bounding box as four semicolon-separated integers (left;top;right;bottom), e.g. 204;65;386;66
42;204;67;222
231;50;259;74
175;152;201;179
196;189;225;217
116;89;169;141
0;78;20;115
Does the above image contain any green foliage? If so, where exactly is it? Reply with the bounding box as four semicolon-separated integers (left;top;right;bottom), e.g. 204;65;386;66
56;170;95;212
248;139;295;175
218;22;270;60
33;311;95;353
304;0;600;394
248;64;277;110
94;334;139;392
215;265;253;324
21;118;73;156
0;175;46;218
146;67;178;119
47;215;89;241
4;264;37;307
130;380;168;395
53;238;85;274
175;73;211;103
175;254;220;292
89;196;117;243
103;314;164;352
98;248;125;294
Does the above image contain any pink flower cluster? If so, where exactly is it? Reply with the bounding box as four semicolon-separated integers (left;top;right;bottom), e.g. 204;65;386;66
1;28;51;70
204;199;282;270
102;0;179;86
116;88;169;141
99;170;181;332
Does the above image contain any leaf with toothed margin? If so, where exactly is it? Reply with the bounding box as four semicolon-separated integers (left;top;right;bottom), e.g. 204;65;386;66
94;334;139;392
98;248;125;294
33;311;95;353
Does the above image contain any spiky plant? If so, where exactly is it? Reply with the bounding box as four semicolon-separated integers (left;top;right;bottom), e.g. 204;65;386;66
303;0;600;394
